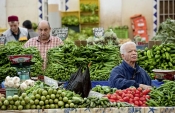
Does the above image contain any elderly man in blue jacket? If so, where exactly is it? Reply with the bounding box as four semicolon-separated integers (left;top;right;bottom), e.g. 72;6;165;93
109;41;152;90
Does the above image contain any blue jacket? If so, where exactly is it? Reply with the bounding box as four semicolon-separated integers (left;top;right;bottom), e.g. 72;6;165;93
109;60;152;89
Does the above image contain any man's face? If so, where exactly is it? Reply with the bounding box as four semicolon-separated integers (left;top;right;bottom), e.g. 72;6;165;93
38;23;51;40
9;21;19;33
121;44;138;62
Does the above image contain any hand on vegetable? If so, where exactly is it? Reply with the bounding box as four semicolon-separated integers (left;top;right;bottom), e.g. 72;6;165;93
139;84;152;90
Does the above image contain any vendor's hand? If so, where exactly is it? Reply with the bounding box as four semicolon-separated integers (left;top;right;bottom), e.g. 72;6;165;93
139;84;152;90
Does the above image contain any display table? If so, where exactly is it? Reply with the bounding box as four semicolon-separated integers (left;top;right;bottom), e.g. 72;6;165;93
0;107;174;113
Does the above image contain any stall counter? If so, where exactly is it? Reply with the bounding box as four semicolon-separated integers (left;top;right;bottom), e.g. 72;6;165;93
0;107;173;113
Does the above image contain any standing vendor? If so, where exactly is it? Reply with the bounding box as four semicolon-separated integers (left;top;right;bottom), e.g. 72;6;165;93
2;15;28;43
109;42;152;90
24;20;63;69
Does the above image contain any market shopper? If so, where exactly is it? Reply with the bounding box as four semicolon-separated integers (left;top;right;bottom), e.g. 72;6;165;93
2;15;28;43
22;20;38;39
109;41;152;90
24;20;63;69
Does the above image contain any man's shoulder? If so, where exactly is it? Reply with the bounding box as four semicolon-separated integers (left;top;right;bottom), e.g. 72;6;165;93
3;29;11;35
112;64;123;71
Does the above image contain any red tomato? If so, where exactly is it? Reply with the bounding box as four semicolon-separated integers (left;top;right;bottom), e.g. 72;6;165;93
142;89;151;95
129;98;134;103
135;90;140;94
142;101;146;104
134;101;139;105
127;91;132;94
134;97;139;101
122;93;125;98
134;94;140;97
142;104;147;107
137;87;143;92
116;95;122;100
145;95;150;99
139;101;143;106
116;90;123;96
123;97;129;102
140;97;146;101
110;94;117;100
129;94;134;98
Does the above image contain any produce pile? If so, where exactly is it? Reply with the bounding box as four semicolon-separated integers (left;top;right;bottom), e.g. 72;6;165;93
61;16;79;26
105;87;150;107
4;76;35;91
0;41;43;83
152;18;175;43
137;43;175;79
0;81;133;110
146;80;175;107
45;42;121;81
80;3;98;14
80;15;99;24
86;29;119;45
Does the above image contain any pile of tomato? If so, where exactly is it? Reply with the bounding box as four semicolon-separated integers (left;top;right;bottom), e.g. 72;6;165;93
105;87;150;107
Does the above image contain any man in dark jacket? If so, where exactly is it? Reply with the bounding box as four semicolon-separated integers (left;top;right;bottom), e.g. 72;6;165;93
109;42;152;90
22;20;38;39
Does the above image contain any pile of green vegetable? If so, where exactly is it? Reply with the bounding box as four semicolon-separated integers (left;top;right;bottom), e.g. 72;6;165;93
80;3;98;14
86;29;119;45
62;15;79;26
92;85;117;94
137;43;175;79
0;83;133;110
80;15;99;24
146;80;175;106
0;41;43;83
45;41;121;81
152;18;175;43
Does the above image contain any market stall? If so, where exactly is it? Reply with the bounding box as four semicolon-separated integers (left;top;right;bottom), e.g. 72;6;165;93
1;16;175;113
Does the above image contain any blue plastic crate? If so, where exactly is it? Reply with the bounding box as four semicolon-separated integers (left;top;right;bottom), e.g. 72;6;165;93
136;45;147;50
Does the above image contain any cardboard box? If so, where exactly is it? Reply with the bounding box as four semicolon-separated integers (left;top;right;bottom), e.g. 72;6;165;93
148;41;162;49
74;40;87;47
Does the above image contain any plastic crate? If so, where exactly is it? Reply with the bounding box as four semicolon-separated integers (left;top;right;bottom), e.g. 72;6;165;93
0;88;6;97
136;45;147;50
6;88;19;98
114;29;129;39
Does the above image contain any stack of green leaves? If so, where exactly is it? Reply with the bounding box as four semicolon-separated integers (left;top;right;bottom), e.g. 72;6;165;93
45;41;121;81
152;18;175;43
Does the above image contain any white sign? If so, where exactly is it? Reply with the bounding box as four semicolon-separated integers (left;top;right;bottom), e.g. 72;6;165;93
0;35;5;45
52;27;68;40
93;27;104;38
44;76;58;89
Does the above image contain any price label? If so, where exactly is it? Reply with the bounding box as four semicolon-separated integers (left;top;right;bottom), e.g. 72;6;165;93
0;35;5;45
93;27;104;38
44;76;58;88
52;27;68;41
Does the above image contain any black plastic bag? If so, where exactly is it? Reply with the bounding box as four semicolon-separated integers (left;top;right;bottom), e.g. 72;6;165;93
66;66;82;89
66;65;91;98
83;65;91;97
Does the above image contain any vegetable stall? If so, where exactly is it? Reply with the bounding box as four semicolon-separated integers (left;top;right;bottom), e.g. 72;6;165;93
0;19;175;113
